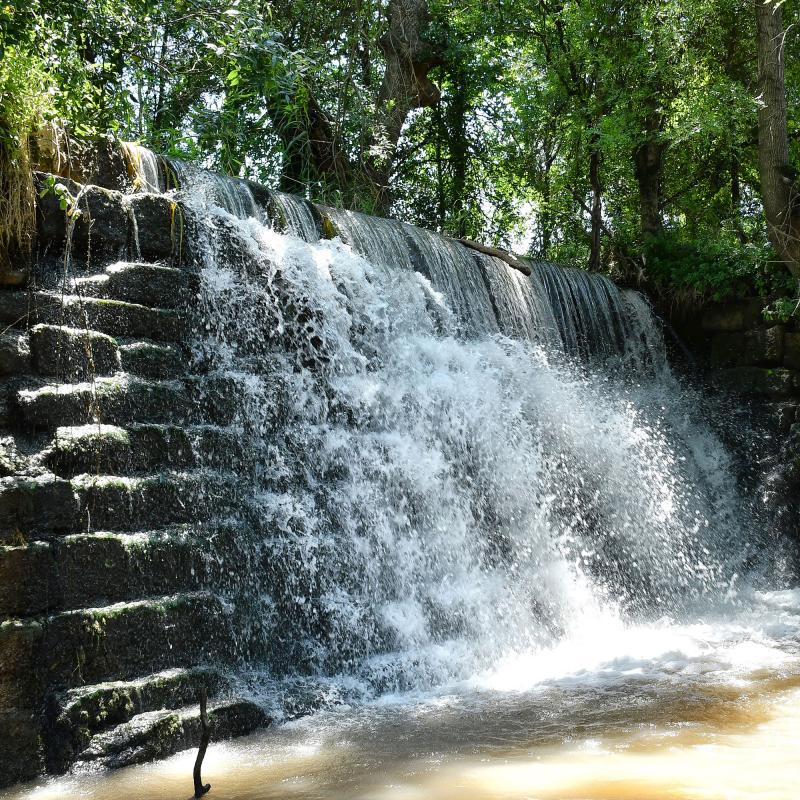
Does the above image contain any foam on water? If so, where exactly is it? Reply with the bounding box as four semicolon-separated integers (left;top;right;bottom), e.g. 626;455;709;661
172;182;789;701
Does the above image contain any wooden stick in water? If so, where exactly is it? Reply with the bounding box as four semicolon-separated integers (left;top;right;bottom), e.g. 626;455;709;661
451;237;532;276
193;688;212;798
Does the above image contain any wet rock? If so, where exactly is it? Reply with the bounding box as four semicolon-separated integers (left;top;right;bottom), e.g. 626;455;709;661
709;331;745;368
75;263;196;308
72;471;239;531
32;133;132;192
31;324;120;380
0;474;79;541
769;402;800;435
0;542;55;616
743;325;784;366
710;366;799;398
0;705;43;784
75;698;270;771
81;709;186;765
0;292;34;330
46;423;192;476
35;592;229;691
118;341;185;379
0;436;27;477
129;194;187;264
0;334;31;376
702;300;764;332
70;186;131;266
783;332;800;370
15;376;206;429
50;667;227;761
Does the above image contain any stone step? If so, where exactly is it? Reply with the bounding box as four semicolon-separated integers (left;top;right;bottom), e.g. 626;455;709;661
37;180;195;267
30;324;120;380
0;467;240;543
0;291;186;342
45;666;232;772
50;295;187;342
16;376;188;430
0;474;78;543
118;340;186;379
0;525;242;616
73;470;240;532
74;697;269;771
0;333;31;376
73;263;197;308
15;375;239;429
0;592;231;696
45;423;245;477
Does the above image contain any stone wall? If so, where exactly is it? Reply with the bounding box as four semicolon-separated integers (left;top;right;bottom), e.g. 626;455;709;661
663;298;800;554
0;172;270;787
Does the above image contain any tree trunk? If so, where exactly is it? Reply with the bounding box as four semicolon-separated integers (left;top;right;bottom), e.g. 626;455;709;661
755;0;800;278
368;0;444;214
268;0;443;214
633;117;666;238
445;68;470;238
588;140;602;270
269;93;354;196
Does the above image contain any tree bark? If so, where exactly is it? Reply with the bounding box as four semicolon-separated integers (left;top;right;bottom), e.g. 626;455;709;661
269;0;443;214
453;238;532;276
193;688;211;798
633;115;666;238
368;0;444;214
755;0;800;278
270;93;354;195
588;139;602;270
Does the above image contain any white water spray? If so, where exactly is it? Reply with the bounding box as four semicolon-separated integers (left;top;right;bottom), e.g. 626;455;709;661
152;168;767;699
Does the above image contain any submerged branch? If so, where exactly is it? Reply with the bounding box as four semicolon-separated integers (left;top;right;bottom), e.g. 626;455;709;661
193;688;212;798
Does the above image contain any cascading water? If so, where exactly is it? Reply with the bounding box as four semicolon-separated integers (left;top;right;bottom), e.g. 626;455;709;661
10;148;800;800
134;158;781;704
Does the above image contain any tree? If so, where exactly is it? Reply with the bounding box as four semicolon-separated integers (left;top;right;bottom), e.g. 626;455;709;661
755;0;800;279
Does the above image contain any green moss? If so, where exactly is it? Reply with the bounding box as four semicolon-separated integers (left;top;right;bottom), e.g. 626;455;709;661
321;214;338;240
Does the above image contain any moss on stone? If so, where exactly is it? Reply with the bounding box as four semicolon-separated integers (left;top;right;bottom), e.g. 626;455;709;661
321;214;338;240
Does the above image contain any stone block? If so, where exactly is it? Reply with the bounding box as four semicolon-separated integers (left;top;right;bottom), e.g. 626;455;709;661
710;367;799;398
0;474;79;541
75;263;195;308
130;195;186;263
702;300;764;332
0;334;30;376
0;707;43;786
70;186;131;266
119;342;185;379
709;332;745;368
784;332;800;370
31;324;120;380
743;325;784;365
0;542;55;616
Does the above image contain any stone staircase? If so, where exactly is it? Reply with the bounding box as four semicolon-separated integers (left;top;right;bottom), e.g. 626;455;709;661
0;179;269;785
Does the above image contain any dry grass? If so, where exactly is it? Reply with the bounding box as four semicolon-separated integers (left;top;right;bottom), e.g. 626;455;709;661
0;49;61;275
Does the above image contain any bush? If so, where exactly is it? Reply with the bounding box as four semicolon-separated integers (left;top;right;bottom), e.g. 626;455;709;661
642;230;786;302
0;46;58;267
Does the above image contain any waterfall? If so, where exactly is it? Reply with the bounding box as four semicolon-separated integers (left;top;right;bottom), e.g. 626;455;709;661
143;161;761;701
120;143;162;193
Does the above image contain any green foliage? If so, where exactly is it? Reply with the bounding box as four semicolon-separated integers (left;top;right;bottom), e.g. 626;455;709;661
763;297;800;324
0;43;57;261
0;0;797;302
642;232;777;301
